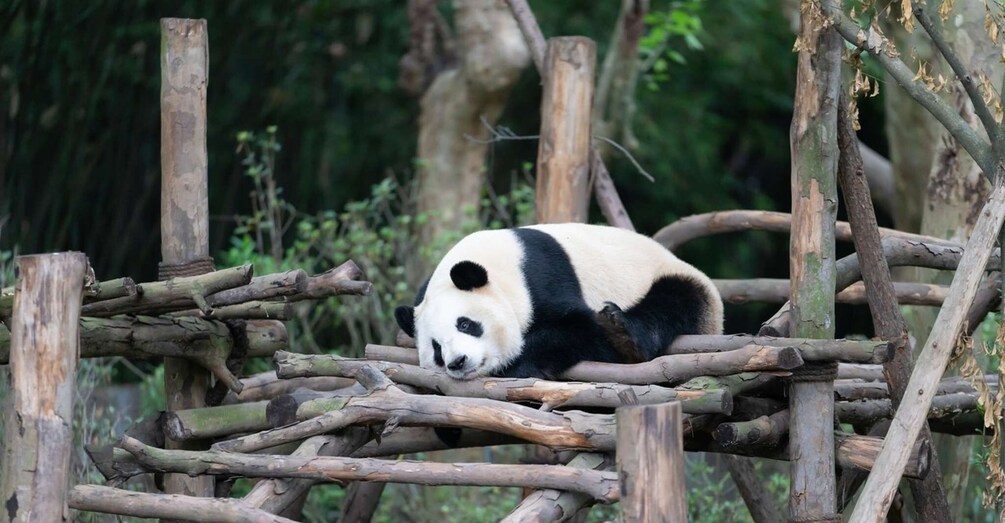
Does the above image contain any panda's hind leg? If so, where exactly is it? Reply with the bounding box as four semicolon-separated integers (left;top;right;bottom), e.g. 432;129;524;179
601;275;711;361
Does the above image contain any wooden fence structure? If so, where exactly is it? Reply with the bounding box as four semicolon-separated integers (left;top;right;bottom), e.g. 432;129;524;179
1;3;1002;522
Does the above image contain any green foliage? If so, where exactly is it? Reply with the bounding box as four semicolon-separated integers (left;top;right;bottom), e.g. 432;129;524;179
683;456;788;523
640;0;704;90
0;245;15;289
221;128;536;353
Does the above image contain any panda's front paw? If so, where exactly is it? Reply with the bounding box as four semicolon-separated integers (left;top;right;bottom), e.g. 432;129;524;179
596;302;628;332
596;302;644;363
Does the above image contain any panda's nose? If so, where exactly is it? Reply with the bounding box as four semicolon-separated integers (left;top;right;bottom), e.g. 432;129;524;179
447;355;468;371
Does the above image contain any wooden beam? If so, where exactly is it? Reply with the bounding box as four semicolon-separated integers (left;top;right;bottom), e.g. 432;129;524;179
617;402;686;522
159;16;214;500
787;0;842;518
0;252;88;522
536;36;595;223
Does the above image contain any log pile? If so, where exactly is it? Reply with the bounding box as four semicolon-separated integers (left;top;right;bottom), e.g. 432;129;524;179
72;330;999;520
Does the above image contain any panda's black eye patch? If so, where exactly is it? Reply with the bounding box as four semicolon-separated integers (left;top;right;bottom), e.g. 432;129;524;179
431;339;444;367
456;317;483;338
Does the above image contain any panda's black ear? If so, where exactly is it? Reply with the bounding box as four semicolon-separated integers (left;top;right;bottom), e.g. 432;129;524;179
450;261;488;291
394;306;416;337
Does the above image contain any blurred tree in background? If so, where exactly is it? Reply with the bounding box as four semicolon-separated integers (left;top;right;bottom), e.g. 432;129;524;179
0;1;802;311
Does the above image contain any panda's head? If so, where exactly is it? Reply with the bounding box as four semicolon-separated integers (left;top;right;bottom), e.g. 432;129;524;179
394;260;522;379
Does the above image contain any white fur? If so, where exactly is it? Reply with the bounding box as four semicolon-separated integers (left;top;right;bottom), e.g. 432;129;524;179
412;223;723;378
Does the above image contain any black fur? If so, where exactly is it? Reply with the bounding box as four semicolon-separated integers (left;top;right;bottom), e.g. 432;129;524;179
597;275;711;361
394;277;430;338
450;261;488;290
431;339;444;367
414;277;430;305
394;306;416;338
493;228;621;379
456;316;483;338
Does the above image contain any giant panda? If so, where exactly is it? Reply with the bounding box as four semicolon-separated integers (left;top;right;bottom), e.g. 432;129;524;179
394;223;723;380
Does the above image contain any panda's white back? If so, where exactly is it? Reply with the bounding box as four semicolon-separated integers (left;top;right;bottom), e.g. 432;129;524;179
524;223;716;313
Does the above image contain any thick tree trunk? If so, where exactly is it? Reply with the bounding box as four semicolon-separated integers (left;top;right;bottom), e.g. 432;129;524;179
415;0;529;246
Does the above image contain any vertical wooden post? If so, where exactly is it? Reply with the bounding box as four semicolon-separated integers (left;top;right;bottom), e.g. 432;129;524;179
536;36;595;223
160;17;215;499
616;402;686;523
788;0;841;521
0;252;88;522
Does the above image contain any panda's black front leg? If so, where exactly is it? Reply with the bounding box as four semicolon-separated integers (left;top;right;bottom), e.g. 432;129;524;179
496;308;621;379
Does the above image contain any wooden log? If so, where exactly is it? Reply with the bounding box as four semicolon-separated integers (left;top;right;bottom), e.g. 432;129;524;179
274;352;732;414
653;210;954;251
535;36;595;223
713;409;789;449
244;319;289;358
159;16;215;502
679;373;778;397
170;301;293;321
838;363;884;381
670;334;891;363
364;343;802;384
287;260;373;301
205;269;307;307
617;402;686;522
120;435;620;502
223;371;353;405
0;252;88;522
833;377;988;402
787;0;842;517
0;315;284;366
836;393;981;425
218;365;616;454
715;278;947;306
352;427;520;458
0;316;285;392
85;277;138;302
836;433;930;481
80;265;254;317
502;453;610;523
163;401;269;441
242;430;372;514
848;184;1005;521
723;455;786;523
563;343;804;384
388;334;891;363
68;484;296;523
688;432;930;481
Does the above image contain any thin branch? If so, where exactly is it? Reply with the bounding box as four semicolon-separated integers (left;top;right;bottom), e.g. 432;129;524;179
914;2;1003;158
820;0;995;177
465;116;654;181
504;0;547;72
591;135;654;181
